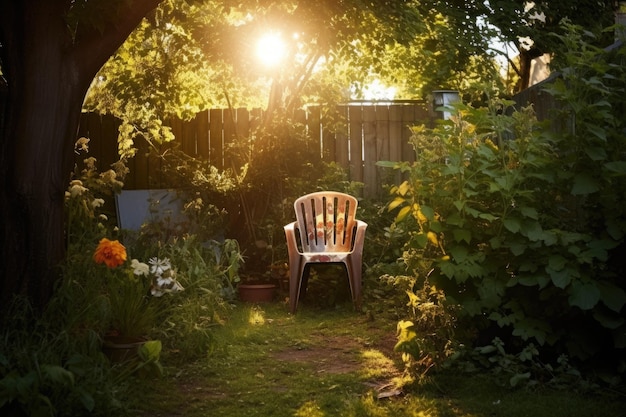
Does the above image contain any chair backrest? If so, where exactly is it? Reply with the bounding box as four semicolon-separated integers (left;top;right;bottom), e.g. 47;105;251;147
293;191;359;253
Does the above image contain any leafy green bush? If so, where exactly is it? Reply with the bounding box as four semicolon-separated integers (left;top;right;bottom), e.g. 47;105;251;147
0;298;120;417
382;24;626;380
0;140;248;415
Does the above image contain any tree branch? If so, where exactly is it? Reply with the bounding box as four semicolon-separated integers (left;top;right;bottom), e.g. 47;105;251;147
71;0;164;80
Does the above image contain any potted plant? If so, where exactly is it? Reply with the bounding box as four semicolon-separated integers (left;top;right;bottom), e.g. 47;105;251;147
93;238;184;361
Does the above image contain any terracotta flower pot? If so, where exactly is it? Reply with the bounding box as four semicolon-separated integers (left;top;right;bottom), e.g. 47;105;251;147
102;335;146;363
238;283;276;303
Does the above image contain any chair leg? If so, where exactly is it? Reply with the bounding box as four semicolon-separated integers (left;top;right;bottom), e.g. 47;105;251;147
289;261;306;314
300;264;311;300
346;260;363;311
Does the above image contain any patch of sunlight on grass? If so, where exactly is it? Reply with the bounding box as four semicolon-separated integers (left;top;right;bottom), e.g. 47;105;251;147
295;400;325;417
360;348;396;378
248;306;266;325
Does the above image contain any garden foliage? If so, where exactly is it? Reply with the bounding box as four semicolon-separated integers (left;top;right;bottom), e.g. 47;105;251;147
386;24;626;378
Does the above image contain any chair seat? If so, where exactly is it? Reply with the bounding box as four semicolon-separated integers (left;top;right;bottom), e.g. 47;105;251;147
302;252;350;263
284;191;367;313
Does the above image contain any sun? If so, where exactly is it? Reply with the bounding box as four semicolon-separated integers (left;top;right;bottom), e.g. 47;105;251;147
256;32;287;68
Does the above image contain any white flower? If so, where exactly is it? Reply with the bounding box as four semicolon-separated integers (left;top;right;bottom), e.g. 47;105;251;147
74;137;90;153
69;183;88;197
149;257;171;276
91;198;105;208
84;157;97;170
131;259;150;276
151;275;184;297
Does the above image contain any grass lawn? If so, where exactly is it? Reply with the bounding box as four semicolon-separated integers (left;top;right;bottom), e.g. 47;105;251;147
130;302;626;417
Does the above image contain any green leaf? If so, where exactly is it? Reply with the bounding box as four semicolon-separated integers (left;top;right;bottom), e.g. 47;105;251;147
597;281;626;313
512;318;549;345
592;310;625;330
508;241;527;256
464;206;481;218
568;281;601;310
519;206;538;219
571;173;600;195
518;275;539;286
586;124;607;141
452;228;472;244
478;213;498;221
449;245;469;262
489;236;502;249
413;233;428;248
140;340;162;362
76;387;95;412
547;255;567;271
41;365;74;386
503;218;521;233
584;146;607;161
420;205;435;220
547;267;571;289
604;161;626;175
522;221;544;241
510;372;531;387
447;213;465;226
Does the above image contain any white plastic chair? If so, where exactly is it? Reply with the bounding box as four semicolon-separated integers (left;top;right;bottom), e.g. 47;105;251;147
284;191;367;313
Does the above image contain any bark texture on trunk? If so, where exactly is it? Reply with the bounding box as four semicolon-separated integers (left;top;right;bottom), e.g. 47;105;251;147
0;0;162;311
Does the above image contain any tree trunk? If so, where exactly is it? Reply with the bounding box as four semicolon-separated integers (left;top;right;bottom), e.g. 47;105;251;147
0;0;162;312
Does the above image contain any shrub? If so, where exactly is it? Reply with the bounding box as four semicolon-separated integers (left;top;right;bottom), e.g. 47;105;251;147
382;26;626;380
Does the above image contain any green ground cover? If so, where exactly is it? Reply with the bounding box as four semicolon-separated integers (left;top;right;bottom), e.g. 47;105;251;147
129;302;626;417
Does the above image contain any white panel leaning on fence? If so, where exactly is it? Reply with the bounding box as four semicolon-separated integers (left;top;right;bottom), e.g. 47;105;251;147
284;191;368;313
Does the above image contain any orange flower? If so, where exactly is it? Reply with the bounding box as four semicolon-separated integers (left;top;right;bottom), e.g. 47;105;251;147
93;238;127;268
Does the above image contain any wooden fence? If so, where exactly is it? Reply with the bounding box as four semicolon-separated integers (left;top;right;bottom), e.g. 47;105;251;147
77;101;434;198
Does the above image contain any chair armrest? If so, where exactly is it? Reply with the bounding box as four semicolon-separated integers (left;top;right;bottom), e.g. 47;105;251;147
352;220;368;254
284;221;301;255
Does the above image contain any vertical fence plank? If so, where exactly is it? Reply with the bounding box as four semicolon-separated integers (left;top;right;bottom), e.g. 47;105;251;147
388;105;403;162
348;105;363;184
362;106;377;198
131;136;150;189
100;114;120;171
184;116;198;156
306;105;321;159
223;108;237;170
195;110;210;159
334;105;349;168
375;104;391;198
209;109;223;169
236;108;251;167
321;106;336;162
237;108;250;139
386;105;404;189
402;104;417;163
